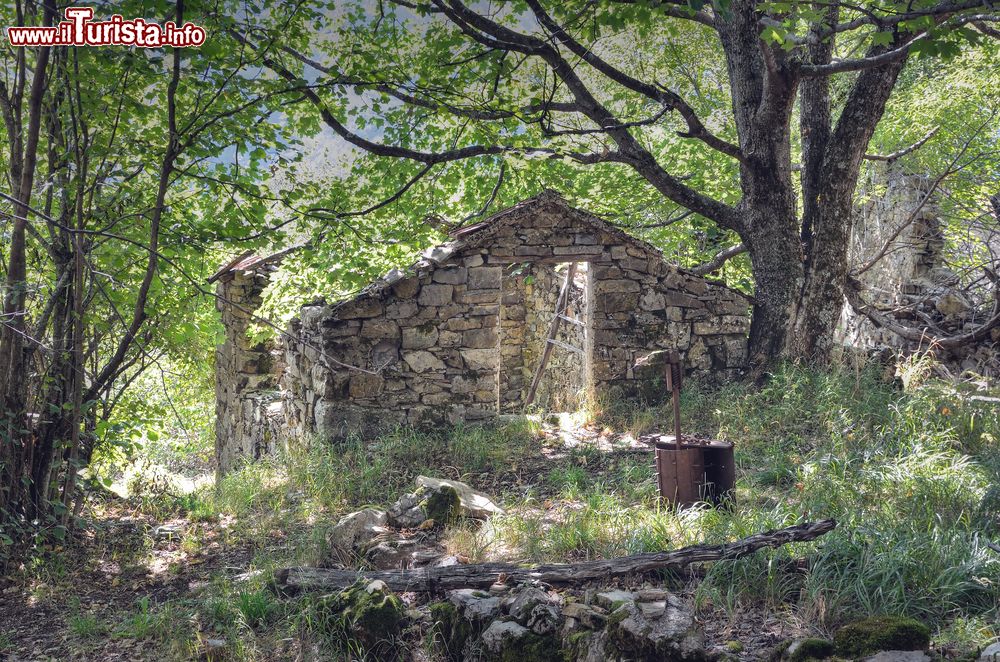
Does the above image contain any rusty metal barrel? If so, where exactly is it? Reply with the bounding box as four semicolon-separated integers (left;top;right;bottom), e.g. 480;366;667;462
641;349;735;507
654;436;735;506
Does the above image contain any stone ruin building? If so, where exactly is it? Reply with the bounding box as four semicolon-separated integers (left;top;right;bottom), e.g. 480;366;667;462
213;191;752;473
840;166;1000;374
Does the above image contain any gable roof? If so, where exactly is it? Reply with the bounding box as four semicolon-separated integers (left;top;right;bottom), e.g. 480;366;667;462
448;189;667;260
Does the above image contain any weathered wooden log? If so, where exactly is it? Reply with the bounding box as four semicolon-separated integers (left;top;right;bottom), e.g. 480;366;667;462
274;519;836;594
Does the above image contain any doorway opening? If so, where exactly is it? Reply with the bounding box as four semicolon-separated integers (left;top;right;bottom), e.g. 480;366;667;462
497;261;591;413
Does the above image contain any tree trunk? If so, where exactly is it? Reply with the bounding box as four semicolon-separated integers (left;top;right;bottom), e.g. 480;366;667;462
718;4;803;370
787;49;908;361
275;519;837;594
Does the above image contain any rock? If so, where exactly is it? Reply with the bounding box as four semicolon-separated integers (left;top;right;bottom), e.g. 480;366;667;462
415;475;505;519
460;348;497;371
152;523;186;541
430;590;502;661
402;350;445;373
636;588;670;602
387;493;426;528
325;509;387;564
864;652;932;662
605;595;704;661
314;579;405;658
387;483;461;529
481;620;529;650
430;601;473;661
365;538;424;569
479;620;560;660
449;589;502;623
505;587;561;635
784;637;834;661
418;283;454;306
834;616;930;659
433;267;467;285
563;602;607;631
935;290;972;318
980;642;1000;661
638;600;667;617
401;326;438;349
422;484;462;524
595;589;636;610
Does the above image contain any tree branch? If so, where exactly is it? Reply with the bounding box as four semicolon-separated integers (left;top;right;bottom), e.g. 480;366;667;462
863;126;939;162
524;0;743;161
690;242;747;275
845;276;1000;349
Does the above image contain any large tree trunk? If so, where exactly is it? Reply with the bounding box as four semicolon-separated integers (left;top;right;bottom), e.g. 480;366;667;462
718;4;803;369
787;48;908;361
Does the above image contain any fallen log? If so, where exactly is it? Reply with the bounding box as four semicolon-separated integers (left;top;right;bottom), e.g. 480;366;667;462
274;518;836;594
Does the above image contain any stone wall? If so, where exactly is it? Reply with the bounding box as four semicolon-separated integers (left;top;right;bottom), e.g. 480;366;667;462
214;269;285;475
841;168;947;348
839;167;999;376
274;192;750;442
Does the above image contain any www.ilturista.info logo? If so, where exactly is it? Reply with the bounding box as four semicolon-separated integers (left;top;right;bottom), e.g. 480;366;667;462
6;7;206;47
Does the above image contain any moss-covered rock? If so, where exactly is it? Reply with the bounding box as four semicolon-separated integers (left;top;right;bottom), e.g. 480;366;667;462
501;630;561;662
788;638;835;661
480;620;560;662
833;616;930;658
421;484;461;526
430;600;473;661
314;579;406;658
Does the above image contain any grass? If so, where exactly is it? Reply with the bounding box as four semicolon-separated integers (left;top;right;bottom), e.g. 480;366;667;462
12;360;999;660
202;362;996;639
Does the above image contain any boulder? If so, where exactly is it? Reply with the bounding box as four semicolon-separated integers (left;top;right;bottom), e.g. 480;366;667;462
430;590;502;662
314;579;405;659
505;586;562;635
782;638;834;661
834;616;930;659
605;594;705;661
479;620;560;661
416;475;505;519
387;484;462;529
325;508;387;564
980;642;1000;661
449;589;503;623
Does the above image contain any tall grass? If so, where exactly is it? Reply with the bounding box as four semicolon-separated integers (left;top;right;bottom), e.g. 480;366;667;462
495;364;1000;631
161;362;998;648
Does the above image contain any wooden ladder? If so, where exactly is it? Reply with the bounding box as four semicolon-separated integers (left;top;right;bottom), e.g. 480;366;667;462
524;262;584;408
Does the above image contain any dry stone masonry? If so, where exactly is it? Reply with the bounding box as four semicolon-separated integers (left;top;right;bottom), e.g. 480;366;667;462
215;191;751;471
213;255;286;474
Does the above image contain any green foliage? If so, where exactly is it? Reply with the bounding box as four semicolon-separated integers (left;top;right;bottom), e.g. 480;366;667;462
67;611;108;640
233;588;277;631
789;638;835;661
